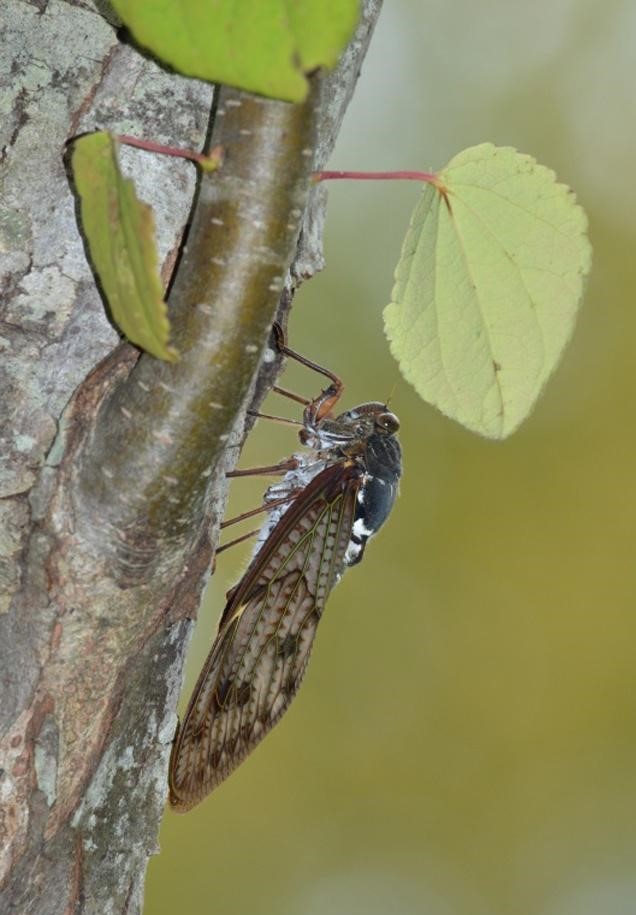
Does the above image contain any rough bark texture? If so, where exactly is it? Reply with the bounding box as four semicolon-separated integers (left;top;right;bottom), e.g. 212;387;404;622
0;1;383;912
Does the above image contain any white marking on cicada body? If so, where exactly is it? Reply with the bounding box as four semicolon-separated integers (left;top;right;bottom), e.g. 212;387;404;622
343;540;363;565
352;516;374;539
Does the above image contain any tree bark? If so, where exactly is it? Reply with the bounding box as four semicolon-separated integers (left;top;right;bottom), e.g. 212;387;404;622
0;1;383;912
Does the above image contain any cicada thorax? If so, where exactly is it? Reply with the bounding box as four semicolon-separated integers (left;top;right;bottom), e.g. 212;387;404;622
168;333;402;811
295;399;403;568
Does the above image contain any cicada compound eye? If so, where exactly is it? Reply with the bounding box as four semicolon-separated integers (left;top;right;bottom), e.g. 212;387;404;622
376;411;400;434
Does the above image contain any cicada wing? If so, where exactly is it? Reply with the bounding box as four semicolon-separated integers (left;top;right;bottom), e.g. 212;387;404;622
169;463;360;811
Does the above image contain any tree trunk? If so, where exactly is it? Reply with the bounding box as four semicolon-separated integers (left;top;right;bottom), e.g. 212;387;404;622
0;1;383;912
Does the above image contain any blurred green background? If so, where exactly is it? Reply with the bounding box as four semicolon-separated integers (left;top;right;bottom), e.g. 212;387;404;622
146;1;636;913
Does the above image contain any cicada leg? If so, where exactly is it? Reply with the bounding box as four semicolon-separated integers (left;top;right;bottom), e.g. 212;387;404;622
271;322;344;423
215;527;262;555
226;457;299;479
246;410;304;427
271;385;311;407
219;493;296;530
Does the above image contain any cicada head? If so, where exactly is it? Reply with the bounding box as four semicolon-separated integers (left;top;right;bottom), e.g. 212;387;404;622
303;400;400;451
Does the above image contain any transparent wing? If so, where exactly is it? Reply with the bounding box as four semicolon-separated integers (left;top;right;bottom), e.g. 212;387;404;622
169;463;360;811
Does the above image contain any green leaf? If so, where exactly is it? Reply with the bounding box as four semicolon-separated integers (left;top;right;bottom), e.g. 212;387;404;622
384;143;592;439
71;132;178;363
110;0;359;103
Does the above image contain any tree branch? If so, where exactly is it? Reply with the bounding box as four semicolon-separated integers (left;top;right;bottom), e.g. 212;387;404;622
0;1;384;912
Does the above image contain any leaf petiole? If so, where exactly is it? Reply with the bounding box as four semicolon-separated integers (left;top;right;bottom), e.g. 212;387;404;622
116;135;224;172
313;168;450;208
313;169;438;184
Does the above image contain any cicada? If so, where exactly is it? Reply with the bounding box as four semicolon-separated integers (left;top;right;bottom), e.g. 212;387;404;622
169;330;402;810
